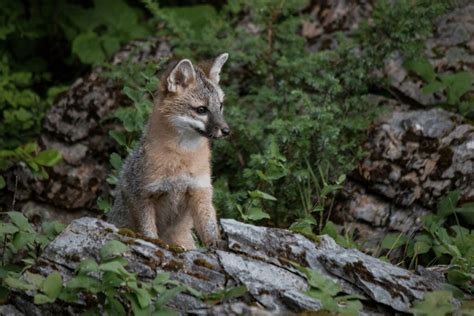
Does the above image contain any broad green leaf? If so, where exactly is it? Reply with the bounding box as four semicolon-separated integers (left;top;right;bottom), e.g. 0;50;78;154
440;71;472;105
100;240;130;260
0;176;5;189
153;272;171;285
447;269;470;287
8;211;34;232
109;152;123;170
105;295;126;316
72;32;106;64
156;286;186;306
221;285;247;300
0;223;19;235
4;276;35;290
455;202;474;225
76;258;99;274
437;190;461;217
99;261;130;278
421;80;444;95
34;149;62;167
413;241;431;255
109;131;127;147
66;275;102;293
248;190;277;201
42;272;62;299
246;207;271;221
134;287;152;309
381;233;408;250
404;59;436;82
11;231;36;251
34;293;55;304
24;271;45;288
126;293;150;316
409;291;455;316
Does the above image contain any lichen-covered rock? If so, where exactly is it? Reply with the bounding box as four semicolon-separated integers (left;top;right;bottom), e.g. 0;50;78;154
357;108;473;208
9;217;457;315
332;105;473;252
386;3;474;106
3;39;171;218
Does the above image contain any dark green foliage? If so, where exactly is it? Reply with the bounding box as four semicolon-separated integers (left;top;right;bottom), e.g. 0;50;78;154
0;0;152;191
380;191;474;293
297;264;364;315
404;58;473;116
131;0;450;229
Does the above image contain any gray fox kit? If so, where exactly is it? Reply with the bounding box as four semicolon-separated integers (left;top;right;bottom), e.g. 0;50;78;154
107;53;230;249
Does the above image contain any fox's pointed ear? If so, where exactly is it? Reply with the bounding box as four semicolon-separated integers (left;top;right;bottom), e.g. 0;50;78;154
167;59;196;93
208;53;229;84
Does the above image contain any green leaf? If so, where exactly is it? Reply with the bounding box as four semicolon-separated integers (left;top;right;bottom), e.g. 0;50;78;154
248;190;277;201
24;271;45;288
153;273;171;286
4;276;35;290
8;211;34;232
409;291;455;316
421;80;444;95
72;32;106;64
440;71;472;105
133;287;152;309
100;240;130;260
297;265;341;297
0;223;19;235
246;207;271;221
126;293;150;316
156;286;186;306
447;269;470;287
11;231;36;251
34;149;62;167
76;258;99;274
66;275;102;294
110;153;123;170
454;202;474;225
42;272;62;299
413;241;431;255
99;261;130;278
34;293;55;304
437;190;461;217
109;131;127;147
404;59;436;82
381;233;408;250
105;295;126;316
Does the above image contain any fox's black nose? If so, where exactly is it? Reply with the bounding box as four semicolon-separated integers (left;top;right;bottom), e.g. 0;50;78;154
221;127;230;136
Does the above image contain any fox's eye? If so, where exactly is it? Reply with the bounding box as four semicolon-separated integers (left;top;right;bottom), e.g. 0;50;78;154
196;106;208;114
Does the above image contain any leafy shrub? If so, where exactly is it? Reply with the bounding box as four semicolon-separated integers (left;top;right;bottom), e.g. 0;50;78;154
404;58;473;116
102;0;451;231
297;264;364;315
380;191;474;293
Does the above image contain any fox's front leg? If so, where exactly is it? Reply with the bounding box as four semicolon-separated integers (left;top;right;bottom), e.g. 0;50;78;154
131;198;158;239
188;188;220;246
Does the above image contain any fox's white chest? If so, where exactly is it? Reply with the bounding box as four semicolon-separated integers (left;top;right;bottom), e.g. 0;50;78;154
145;174;211;193
145;174;211;218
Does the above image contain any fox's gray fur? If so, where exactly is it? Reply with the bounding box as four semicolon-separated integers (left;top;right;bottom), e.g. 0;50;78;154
107;54;230;249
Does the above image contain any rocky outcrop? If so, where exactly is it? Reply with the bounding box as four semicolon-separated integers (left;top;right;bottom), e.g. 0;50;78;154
334;105;473;253
386;3;474;107
3;40;171;221
332;2;474;249
9;217;458;315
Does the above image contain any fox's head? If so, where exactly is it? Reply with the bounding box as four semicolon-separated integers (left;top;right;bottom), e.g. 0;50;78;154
159;53;230;142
